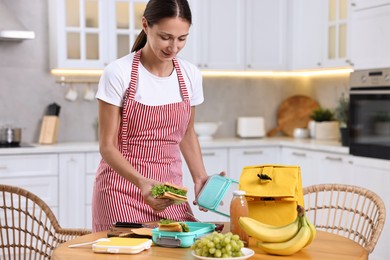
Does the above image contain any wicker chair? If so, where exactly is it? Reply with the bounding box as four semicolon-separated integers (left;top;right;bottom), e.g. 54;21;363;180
0;184;91;259
303;183;386;254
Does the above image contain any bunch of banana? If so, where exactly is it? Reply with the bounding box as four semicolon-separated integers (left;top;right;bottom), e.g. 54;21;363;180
238;205;316;256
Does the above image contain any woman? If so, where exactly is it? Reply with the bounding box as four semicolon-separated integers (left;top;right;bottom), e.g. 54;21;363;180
92;0;209;232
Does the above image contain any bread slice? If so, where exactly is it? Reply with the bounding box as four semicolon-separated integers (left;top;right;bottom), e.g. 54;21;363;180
158;222;183;232
156;183;188;203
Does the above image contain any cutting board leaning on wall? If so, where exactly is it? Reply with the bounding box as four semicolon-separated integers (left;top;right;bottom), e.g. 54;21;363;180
267;95;320;137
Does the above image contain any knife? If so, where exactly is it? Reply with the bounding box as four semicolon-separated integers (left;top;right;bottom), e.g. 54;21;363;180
113;222;158;228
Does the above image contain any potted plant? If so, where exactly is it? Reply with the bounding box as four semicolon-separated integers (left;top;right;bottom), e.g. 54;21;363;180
310;108;340;140
334;94;349;146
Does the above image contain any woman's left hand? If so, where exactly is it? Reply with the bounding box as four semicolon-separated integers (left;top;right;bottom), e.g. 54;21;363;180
193;171;226;211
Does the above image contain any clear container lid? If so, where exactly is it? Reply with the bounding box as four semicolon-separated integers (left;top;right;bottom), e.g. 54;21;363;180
233;190;246;196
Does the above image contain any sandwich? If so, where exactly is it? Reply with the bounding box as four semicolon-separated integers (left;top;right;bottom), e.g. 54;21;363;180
158;219;189;232
151;183;188;204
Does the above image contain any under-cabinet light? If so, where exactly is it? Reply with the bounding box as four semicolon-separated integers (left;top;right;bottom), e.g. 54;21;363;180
51;69;103;77
51;68;353;78
201;68;354;77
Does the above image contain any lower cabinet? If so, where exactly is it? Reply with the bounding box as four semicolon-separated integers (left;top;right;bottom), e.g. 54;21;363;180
58;152;101;229
282;147;320;187
58;153;86;228
85;152;101;229
0;154;59;217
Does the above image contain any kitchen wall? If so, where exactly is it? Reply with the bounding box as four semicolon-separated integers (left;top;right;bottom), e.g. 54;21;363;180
0;0;349;143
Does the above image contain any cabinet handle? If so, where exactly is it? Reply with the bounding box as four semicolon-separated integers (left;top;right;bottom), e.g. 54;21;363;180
247;64;252;68
345;59;354;66
325;156;342;162
317;62;322;67
351;2;356;7
243;150;263;155
202;152;216;157
292;152;306;157
0;165;8;170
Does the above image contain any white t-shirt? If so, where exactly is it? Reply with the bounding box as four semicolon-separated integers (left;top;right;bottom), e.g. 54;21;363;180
96;53;204;107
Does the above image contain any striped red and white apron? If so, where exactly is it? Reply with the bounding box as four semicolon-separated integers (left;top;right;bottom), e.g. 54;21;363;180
92;50;196;232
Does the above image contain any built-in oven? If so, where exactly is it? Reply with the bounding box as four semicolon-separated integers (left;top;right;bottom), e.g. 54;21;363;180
349;68;390;160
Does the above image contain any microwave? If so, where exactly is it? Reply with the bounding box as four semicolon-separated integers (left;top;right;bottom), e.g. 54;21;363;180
349;68;390;160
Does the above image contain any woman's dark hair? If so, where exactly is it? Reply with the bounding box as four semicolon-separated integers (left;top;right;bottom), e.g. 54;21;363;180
131;0;192;52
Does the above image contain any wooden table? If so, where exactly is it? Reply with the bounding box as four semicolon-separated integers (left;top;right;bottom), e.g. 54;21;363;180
52;229;368;260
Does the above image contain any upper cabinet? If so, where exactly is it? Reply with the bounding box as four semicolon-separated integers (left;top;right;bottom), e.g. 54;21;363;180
350;1;390;70
186;0;288;70
49;0;147;69
49;0;390;72
290;0;352;70
245;0;288;70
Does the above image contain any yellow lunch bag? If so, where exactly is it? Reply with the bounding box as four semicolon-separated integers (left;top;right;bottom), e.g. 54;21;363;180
238;164;304;226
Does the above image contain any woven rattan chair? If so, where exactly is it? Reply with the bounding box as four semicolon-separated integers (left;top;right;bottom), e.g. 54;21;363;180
303;183;386;254
0;184;91;259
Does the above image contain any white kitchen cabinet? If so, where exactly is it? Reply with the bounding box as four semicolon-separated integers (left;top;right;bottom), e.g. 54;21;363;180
350;3;390;70
182;148;229;222
290;0;352;70
0;154;59;216
49;0;147;69
322;0;352;68
290;0;324;70
85;152;101;229
245;0;288;70
346;156;390;260
195;0;245;70
283;147;353;186
311;151;352;184
59;152;100;229
59;153;86;228
281;147;320;187
228;147;281;181
192;0;287;70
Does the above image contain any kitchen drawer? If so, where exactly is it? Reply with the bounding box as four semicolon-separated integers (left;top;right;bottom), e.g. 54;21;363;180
0;154;58;178
1;176;58;207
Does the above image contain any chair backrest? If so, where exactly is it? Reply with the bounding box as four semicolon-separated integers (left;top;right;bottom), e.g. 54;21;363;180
303;183;386;254
0;184;90;259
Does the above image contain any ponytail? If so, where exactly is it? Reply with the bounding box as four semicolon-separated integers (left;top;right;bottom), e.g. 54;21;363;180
131;30;147;53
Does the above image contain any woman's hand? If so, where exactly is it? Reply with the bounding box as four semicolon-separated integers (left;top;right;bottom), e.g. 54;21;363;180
138;178;175;213
193;171;226;211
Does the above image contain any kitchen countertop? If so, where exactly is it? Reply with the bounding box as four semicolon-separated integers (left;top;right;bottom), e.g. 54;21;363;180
0;137;348;155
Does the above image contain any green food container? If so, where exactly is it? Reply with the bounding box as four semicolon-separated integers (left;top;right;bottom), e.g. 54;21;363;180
196;174;239;217
152;222;215;247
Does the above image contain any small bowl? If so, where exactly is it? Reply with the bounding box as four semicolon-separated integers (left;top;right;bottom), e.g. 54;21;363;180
194;122;221;140
293;128;309;139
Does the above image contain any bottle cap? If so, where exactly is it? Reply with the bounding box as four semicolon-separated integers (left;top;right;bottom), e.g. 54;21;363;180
233;190;246;196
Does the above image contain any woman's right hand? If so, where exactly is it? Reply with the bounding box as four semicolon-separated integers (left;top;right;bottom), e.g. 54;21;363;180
138;178;175;213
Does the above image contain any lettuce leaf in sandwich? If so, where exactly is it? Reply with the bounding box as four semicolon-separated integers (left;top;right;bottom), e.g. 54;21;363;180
151;183;188;203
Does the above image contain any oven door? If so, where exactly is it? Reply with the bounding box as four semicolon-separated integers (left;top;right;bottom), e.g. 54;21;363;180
349;88;390;160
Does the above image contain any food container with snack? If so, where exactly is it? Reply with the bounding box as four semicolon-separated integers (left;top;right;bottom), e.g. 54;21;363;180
152;222;216;247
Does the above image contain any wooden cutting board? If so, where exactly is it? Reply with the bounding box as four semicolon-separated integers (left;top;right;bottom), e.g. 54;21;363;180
267;95;319;137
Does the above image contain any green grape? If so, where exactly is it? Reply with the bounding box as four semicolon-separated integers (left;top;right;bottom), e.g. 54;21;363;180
209;247;216;254
193;231;245;258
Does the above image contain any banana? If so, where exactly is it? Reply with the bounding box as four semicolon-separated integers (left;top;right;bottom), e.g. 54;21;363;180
256;215;311;256
238;215;300;243
303;215;316;247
